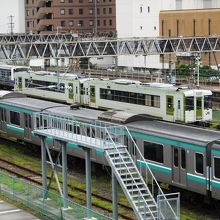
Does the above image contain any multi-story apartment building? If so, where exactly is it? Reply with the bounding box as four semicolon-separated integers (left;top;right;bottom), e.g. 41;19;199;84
25;0;116;35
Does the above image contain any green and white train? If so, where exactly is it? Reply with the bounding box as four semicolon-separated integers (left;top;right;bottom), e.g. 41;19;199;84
14;71;212;123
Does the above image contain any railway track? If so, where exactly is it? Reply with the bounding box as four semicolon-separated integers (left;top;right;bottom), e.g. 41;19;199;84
0;157;134;220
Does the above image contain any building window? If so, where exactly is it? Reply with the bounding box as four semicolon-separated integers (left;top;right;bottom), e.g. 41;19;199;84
27;21;30;28
69;20;74;27
109;19;112;26
214;157;220;179
26;10;30;16
69;9;73;15
176;20;179;36
109;8;112;14
195;153;204;174
60;0;65;2
10;111;20;126
79;0;83;3
89;20;94;26
61;20;66;27
148;6;150;13
97;20;100;26
69;0;73;2
26;0;29;4
140;6;142;13
89;0;93;2
60;9;65;15
140;26;142;30
103;20;106;26
103;8;106;14
144;141;164;163
89;8;93;14
79;8;83;15
97;8;100;14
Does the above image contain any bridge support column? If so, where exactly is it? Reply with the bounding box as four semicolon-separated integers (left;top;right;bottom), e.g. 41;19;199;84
85;148;92;210
61;141;68;208
40;136;47;199
112;169;118;220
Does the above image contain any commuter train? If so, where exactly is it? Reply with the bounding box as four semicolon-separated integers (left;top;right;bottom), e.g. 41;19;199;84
0;65;31;88
0;91;220;200
14;70;213;123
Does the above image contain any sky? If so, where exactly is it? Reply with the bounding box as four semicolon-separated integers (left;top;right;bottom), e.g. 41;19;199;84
0;0;25;33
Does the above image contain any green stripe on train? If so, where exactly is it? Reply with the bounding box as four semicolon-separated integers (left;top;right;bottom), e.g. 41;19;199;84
211;150;220;156
7;124;24;133
187;173;207;184
137;160;172;174
212;181;220;188
67;143;79;149
0;103;33;114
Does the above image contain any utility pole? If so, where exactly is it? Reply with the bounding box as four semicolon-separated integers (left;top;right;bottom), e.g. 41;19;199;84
195;54;201;87
8;15;14;34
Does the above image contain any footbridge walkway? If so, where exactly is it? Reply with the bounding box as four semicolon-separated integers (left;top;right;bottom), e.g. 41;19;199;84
33;112;180;220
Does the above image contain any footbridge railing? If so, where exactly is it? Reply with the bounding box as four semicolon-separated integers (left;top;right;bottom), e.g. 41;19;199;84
33;112;180;219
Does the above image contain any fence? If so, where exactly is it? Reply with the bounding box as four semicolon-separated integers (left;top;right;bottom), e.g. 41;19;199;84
0;172;111;220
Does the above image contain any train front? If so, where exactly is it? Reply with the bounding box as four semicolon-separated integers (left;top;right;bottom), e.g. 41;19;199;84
184;89;212;123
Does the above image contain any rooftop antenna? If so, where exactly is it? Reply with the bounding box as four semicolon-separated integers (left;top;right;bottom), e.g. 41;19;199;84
8;15;14;34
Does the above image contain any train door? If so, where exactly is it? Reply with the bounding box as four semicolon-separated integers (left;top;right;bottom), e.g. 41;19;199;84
68;83;74;101
0;108;7;132
210;146;220;200
18;77;22;91
166;95;174;116
172;146;187;186
24;113;32;140
196;97;202;120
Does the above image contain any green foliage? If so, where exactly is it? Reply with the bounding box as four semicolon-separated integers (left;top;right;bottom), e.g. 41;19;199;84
176;64;219;78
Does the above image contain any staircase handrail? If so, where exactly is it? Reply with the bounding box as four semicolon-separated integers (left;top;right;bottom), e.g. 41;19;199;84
104;127;157;219
124;126;178;219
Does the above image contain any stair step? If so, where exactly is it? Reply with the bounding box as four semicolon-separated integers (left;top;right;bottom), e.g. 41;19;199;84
119;171;139;176
128;187;148;193
131;193;151;198
114;161;133;166
116;166;136;172
140;210;157;216
137;204;157;210
125;182;143;187
123;177;141;182
134;198;155;204
111;156;130;161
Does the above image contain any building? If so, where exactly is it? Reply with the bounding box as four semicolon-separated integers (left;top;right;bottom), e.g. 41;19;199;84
25;0;116;35
116;0;220;70
160;8;220;67
0;0;25;33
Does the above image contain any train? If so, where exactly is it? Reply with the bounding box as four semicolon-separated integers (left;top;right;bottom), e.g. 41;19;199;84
13;70;213;123
0;91;220;200
0;64;31;88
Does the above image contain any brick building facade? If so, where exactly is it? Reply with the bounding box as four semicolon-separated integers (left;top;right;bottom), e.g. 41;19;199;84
25;0;116;35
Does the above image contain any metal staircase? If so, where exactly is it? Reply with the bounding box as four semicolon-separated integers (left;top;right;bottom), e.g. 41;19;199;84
106;147;157;219
34;112;180;220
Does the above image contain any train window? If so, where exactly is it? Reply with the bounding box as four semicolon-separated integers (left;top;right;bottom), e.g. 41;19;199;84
186;97;194;111
178;100;180;109
214;157;220;179
195;153;204;174
197;98;202;110
204;96;212;109
144;141;163;163
10;111;20;126
0;108;3;121
181;149;186;169
174;148;178;167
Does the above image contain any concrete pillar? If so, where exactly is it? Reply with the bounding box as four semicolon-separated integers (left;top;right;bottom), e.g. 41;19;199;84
112;169;118;220
41;136;47;199
62;141;68;208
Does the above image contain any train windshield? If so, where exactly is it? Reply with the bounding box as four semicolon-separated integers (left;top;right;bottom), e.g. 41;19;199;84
14;68;31;72
204;95;212;109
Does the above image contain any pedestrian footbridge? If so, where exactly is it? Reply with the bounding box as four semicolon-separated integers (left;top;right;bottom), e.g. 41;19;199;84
33;112;180;220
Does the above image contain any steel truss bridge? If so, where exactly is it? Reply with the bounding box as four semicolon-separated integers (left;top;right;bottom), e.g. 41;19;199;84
0;33;220;60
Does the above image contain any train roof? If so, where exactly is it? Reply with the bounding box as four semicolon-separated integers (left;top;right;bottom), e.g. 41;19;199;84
0;90;26;99
127;119;220;146
0;97;65;112
46;106;102;121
